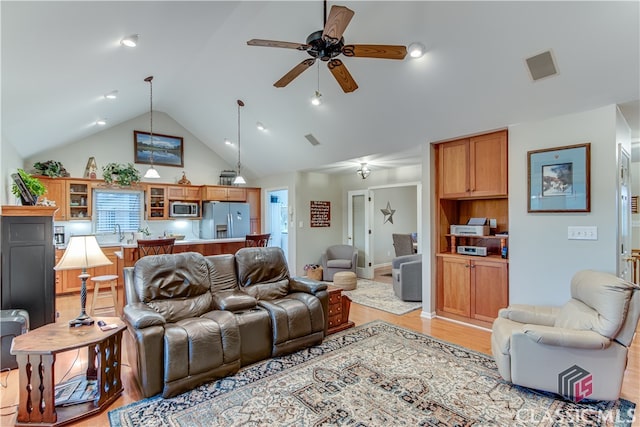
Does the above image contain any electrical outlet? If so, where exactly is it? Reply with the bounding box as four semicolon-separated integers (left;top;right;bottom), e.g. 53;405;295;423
568;226;598;240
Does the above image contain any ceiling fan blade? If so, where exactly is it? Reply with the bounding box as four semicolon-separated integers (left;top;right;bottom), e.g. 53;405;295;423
328;59;358;93
342;44;407;60
274;58;316;88
322;5;354;45
247;39;309;51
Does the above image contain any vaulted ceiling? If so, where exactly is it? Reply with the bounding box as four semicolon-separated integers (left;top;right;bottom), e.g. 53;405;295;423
2;1;639;177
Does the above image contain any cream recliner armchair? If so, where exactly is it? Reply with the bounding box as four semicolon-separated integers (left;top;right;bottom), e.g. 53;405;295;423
492;270;640;401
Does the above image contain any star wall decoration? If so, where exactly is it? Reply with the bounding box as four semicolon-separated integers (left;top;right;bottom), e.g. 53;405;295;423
380;201;396;224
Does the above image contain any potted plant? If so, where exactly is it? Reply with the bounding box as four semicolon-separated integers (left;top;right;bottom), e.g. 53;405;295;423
11;168;46;205
102;163;141;187
33;160;70;178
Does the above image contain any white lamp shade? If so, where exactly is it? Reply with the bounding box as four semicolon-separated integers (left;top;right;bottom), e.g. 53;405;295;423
54;235;112;270
144;165;161;179
233;175;246;185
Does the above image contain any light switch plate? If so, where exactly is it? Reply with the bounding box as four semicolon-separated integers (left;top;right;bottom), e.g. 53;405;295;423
568;226;598;240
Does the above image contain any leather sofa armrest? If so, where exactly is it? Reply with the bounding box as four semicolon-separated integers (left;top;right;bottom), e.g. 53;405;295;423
521;324;611;349
123;303;166;329
498;304;559;326
289;277;328;295
211;290;257;311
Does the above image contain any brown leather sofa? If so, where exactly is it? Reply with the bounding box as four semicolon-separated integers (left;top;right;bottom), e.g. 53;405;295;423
123;247;328;398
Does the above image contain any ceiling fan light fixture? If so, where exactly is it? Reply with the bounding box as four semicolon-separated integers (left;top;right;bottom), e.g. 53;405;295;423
357;163;371;179
121;34;139;47
311;90;323;106
408;42;425;58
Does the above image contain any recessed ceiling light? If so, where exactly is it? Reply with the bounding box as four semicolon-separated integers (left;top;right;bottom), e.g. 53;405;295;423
408;42;425;58
256;122;266;131
96;119;107;126
104;90;118;100
224;138;232;145
121;34;139;47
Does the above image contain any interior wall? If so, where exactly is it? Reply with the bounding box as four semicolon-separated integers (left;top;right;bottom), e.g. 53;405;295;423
294;172;343;276
508;104;619;305
22;112;238;186
371;186;417;265
1;138;23;206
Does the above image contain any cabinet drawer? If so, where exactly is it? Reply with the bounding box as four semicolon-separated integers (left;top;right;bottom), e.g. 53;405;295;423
329;293;342;304
327;314;343;328
328;303;343;317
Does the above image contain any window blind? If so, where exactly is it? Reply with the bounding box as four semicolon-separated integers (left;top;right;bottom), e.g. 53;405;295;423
94;190;142;233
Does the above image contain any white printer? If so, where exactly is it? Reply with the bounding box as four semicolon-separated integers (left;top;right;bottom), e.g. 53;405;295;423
450;217;490;236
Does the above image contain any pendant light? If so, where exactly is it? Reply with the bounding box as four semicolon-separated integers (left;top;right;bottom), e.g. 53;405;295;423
143;76;160;179
233;99;246;185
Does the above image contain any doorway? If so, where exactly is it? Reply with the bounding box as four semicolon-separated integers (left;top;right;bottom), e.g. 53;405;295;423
618;145;632;280
266;189;289;260
348;190;373;279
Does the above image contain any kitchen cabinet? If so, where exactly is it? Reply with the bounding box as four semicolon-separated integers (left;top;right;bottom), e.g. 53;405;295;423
202;186;247;202
38;177;92;221
40;177;67;220
437;254;508;325
438;130;507;199
246;187;261;234
167;185;201;201
434;129;509;328
67;179;92;220
55;246;120;294
146;185;168;220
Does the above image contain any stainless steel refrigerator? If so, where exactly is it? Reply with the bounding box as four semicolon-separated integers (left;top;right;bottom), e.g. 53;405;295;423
200;201;251;239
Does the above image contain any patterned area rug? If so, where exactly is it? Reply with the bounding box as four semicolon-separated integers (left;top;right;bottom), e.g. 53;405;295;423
109;321;635;427
342;279;422;315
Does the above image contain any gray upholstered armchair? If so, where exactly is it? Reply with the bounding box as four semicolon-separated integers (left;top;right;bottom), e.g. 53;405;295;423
492;270;640;401
321;244;357;281
392;254;422;301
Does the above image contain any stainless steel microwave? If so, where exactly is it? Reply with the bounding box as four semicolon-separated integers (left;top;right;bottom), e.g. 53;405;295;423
170;201;199;217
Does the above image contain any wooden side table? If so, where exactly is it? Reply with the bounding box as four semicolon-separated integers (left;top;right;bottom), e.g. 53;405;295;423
10;317;125;426
327;285;355;334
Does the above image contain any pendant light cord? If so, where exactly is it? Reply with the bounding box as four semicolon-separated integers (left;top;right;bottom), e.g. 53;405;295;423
237;99;244;175
144;76;154;165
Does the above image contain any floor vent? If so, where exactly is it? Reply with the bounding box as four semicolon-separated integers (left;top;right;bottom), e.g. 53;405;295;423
525;50;558;81
304;133;321;146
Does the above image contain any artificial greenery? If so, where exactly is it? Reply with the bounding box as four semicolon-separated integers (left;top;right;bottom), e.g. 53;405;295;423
102;163;141;186
11;169;46;201
33;160;70;177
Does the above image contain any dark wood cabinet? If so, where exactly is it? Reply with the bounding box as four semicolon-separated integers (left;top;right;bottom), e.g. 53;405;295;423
1;206;57;329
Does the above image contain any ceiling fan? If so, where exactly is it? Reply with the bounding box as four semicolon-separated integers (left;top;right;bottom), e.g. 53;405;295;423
247;1;407;93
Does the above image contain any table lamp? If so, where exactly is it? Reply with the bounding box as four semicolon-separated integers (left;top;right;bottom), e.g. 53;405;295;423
54;235;113;327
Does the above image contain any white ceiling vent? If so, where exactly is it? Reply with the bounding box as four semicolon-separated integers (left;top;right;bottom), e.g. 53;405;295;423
304;133;321;146
525;50;558;81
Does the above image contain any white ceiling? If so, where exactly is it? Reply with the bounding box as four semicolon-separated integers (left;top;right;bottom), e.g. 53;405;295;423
2;1;639;178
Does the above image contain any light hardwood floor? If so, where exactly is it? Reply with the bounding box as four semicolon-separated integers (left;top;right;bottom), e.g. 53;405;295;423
1;268;638;426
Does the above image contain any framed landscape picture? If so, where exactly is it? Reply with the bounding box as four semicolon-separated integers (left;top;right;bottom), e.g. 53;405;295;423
134;130;184;167
527;143;591;213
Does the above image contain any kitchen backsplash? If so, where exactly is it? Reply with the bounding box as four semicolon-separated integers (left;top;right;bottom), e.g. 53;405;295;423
54;219;200;247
